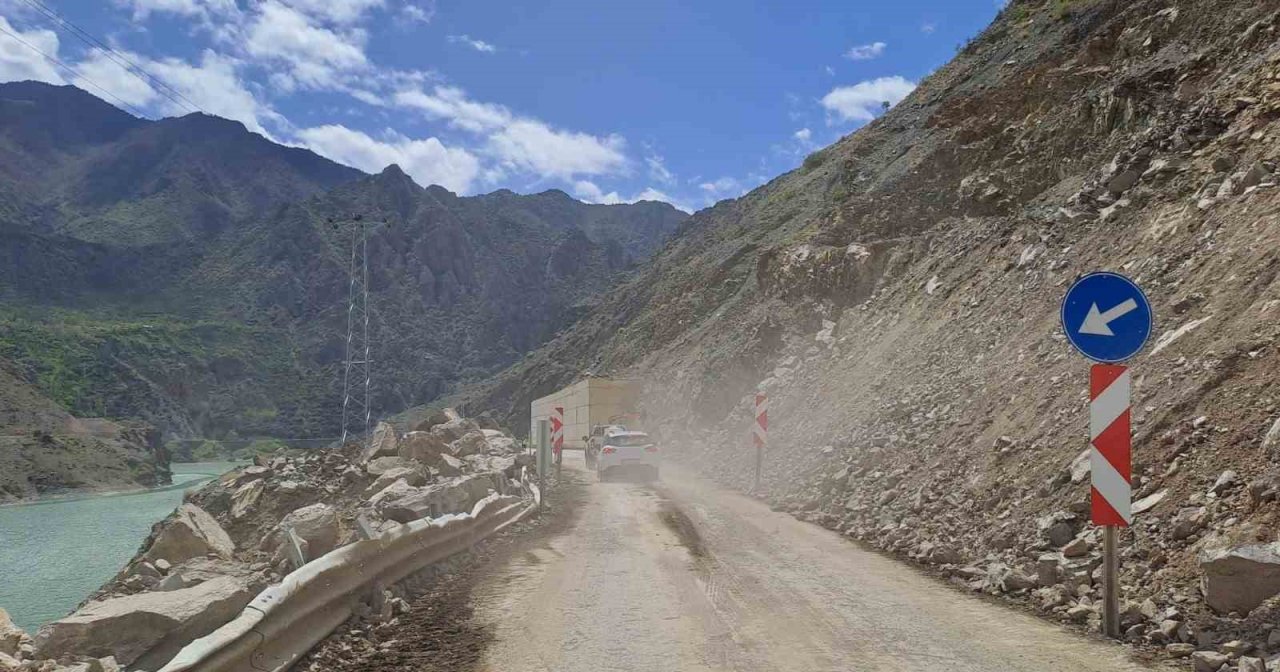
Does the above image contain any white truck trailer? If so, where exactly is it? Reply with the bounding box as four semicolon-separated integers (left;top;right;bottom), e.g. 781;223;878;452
529;377;640;454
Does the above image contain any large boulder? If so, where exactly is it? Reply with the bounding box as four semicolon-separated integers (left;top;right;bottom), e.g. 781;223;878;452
228;479;265;519
144;504;234;565
398;432;448;463
380;474;497;523
368;478;416;507
364;466;425;495
1199;528;1280;614
34;576;254;670
465;454;517;476
413;408;461;433
481;430;518;455
0;608;25;656
365;456;412;476
452;430;491;457
438;453;465;477
359;422;399;464
154;558;256;592
276;504;340;558
430;416;480;444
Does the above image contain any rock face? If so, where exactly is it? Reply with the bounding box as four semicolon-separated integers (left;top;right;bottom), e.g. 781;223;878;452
0;609;25;656
276;503;340;558
0;363;169;504
379;474;497;524
359;422;399;464
435;1;1280;665
228;479;265;519
398;432;448;464
144;504;234;565
154;558;254;593
33;576;255;670
1198;534;1280;614
15;410;529;672
0;81;687;442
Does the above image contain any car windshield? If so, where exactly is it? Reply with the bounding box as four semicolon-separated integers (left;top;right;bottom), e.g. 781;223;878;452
605;434;651;447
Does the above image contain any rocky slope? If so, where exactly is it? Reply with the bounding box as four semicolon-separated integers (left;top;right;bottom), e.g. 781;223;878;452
0;359;167;503
455;0;1280;668
0;82;686;444
0;410;528;671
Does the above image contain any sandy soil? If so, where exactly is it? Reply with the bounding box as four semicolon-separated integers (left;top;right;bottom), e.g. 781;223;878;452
455;453;1163;672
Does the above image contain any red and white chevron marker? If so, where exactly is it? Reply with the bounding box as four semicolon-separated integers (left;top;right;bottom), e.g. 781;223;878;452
551;406;564;458
1090;365;1131;526
754;393;768;450
753;393;767;488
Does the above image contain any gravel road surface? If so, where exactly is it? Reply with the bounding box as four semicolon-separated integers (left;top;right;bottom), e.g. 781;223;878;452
463;452;1158;672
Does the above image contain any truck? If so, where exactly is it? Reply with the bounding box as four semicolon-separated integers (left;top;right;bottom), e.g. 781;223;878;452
529;377;641;467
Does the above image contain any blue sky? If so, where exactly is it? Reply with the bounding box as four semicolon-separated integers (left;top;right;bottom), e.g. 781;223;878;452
0;0;1002;212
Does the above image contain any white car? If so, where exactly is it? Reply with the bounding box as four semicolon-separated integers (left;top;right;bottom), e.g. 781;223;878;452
596;430;659;481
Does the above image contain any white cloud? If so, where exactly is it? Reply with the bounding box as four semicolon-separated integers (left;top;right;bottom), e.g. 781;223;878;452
116;0;237;20
395;84;632;184
73;49;159;108
793;128;812;142
700;176;742;194
0;15;63;84
488;120;627;180
572;179;623;204
146;50;283;135
573;181;693;213
821;76;916;124
393;85;511;132
844;42;886;60
645;154;675;185
398;2;434;24
297;124;479;193
67;46;280;135
278;0;384;24
244;1;368;89
921;22;937;34
447;34;497;53
824;65;835;76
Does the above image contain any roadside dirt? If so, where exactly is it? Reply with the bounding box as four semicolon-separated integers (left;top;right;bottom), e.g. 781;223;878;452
456;453;1165;671
299;469;584;672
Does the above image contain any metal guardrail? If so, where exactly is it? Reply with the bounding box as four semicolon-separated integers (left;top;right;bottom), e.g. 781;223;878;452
155;492;534;672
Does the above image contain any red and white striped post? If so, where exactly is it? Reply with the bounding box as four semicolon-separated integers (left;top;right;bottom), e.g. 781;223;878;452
753;393;768;489
1090;364;1131;638
551;406;564;475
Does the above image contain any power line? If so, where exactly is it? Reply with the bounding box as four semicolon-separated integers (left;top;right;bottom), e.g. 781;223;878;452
0;22;150;118
15;0;202;115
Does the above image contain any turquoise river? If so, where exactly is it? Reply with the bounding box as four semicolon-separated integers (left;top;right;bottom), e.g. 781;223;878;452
0;461;242;633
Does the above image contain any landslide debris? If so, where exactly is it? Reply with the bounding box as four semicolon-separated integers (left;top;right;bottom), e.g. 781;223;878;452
455;0;1280;667
4;411;531;671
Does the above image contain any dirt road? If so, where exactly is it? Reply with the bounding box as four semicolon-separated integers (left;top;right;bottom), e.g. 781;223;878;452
464;453;1159;672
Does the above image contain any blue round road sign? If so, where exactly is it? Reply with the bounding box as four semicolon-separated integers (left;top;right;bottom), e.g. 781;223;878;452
1061;272;1152;363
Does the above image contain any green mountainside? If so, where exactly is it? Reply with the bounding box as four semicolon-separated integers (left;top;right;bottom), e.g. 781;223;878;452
0;82;686;452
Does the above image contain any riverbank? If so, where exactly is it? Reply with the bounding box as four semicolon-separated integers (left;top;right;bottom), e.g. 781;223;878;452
0;461;243;633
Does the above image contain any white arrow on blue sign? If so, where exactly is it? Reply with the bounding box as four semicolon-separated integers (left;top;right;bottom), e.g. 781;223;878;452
1061;272;1153;363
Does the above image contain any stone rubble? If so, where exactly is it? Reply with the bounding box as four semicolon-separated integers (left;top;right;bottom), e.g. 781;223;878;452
4;411;530;672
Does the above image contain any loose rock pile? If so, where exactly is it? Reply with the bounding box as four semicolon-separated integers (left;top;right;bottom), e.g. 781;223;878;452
1;410;529;672
588;3;1280;672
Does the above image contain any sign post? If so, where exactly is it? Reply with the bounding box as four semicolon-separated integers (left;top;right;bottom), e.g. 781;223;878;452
537;419;550;513
1062;272;1151;639
552;406;564;478
753;393;768;490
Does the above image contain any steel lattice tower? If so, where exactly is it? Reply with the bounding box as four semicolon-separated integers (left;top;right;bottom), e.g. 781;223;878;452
340;218;372;446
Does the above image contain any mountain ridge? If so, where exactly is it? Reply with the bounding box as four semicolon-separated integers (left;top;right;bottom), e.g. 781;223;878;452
0;81;687;450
